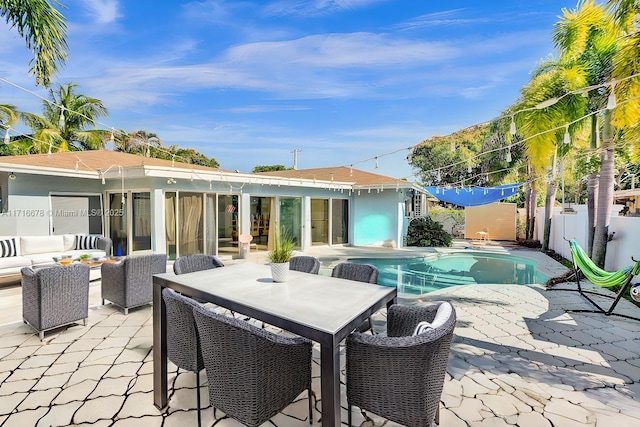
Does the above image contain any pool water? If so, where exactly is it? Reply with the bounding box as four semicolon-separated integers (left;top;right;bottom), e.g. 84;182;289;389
346;252;548;295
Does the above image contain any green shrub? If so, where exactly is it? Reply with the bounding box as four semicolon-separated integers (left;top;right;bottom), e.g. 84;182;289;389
406;217;452;247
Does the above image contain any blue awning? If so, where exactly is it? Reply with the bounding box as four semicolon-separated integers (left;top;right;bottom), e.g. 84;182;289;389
424;183;523;207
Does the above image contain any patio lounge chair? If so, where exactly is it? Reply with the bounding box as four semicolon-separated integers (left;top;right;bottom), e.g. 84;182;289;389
346;302;456;427
557;239;640;321
192;304;313;427
101;253;167;314
162;288;206;427
21;263;91;340
289;256;320;274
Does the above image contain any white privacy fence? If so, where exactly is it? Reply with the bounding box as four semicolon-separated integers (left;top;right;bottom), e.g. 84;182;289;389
537;204;640;272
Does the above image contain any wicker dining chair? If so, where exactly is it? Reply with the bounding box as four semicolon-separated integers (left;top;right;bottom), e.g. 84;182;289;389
346;302;456;427
332;262;379;332
289;256;320;274
192;304;313;427
173;254;224;275
331;262;378;284
101;253;167;314
162;288;206;427
21;263;91;341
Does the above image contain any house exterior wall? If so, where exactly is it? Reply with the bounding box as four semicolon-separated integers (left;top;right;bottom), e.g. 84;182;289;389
352;190;407;247
2;170;418;253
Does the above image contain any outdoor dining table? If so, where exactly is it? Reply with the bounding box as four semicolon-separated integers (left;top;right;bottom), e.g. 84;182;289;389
152;262;397;427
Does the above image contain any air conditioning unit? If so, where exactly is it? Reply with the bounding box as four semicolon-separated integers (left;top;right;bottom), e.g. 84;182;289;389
406;192;428;218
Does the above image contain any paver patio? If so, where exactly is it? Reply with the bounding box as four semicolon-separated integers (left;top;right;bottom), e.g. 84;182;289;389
0;249;639;426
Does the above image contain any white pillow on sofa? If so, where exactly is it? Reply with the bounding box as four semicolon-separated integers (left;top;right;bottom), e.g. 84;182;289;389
76;235;98;250
20;236;64;255
413;302;453;336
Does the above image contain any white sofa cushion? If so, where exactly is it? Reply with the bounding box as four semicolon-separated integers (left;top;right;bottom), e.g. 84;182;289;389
20;236;65;256
63;234;76;251
0;255;31;270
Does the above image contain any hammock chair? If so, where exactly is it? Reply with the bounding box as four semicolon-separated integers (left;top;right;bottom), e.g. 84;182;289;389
560;239;640;321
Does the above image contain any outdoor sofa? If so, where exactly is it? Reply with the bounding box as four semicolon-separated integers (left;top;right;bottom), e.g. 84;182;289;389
0;234;112;280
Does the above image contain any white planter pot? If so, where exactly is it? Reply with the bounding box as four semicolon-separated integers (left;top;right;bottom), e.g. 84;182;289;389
270;262;290;283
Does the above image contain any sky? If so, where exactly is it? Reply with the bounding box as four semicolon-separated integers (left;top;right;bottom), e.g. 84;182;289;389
1;0;591;179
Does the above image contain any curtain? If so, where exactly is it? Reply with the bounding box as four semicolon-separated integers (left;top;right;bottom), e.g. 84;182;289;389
179;193;203;255
165;194;175;244
267;197;276;251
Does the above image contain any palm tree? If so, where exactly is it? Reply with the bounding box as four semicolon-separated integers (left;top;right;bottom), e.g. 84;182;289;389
0;104;20;155
113;130;162;155
512;58;589;249
0;0;68;87
21;83;108;153
553;0;620;266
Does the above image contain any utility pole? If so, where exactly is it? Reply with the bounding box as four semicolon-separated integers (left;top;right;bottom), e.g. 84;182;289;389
291;148;302;170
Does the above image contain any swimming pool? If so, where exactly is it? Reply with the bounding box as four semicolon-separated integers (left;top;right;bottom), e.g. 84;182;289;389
345;252;548;295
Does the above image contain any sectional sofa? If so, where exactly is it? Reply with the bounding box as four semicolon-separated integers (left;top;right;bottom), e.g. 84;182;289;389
0;234;112;280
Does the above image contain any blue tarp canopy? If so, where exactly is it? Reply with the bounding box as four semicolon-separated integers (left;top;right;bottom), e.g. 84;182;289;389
424;183;523;207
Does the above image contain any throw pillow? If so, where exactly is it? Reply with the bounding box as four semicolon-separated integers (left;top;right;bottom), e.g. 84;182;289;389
76;235;98;250
0;238;17;257
413;301;453;336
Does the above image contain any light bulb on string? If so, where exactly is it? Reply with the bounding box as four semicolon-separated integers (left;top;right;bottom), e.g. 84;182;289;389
563;125;571;144
374;157;379;169
607;82;617;110
58;108;65;129
509;116;516;136
47;144;52;159
506;147;512;163
109;127;115;144
467;162;472;173
3;128;9;144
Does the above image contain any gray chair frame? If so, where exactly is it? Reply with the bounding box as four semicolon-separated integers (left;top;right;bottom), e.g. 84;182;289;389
289;256;320;274
21;263;91;340
173;254;224;275
101;253;167;314
162;288;206;427
95;236;113;257
192;304;313;427
346;302;456;427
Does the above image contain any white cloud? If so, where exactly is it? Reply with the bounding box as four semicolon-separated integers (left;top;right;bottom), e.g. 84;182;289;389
263;0;388;17
80;0;122;24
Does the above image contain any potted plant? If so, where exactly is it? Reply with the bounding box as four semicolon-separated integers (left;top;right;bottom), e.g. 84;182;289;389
268;230;294;282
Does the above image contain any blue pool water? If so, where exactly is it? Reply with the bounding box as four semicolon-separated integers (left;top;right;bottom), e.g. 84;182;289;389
346;252;548;295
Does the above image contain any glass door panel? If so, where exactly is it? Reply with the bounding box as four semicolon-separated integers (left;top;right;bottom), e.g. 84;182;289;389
132;192;151;252
311;199;328;245
218;194;238;255
250;196;273;251
205;194;216;255
279;197;302;249
165;192;177;259
109;193;127;256
331;199;349;244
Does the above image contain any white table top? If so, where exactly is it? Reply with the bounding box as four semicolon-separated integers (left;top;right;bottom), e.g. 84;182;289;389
154;262;396;336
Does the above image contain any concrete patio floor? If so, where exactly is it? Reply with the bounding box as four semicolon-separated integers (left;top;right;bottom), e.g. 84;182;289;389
1;246;639;426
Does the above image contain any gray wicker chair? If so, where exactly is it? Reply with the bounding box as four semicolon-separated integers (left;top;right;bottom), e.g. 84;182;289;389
289;256;320;274
21;263;91;341
95;236;113;257
101;253;167;314
331;262;378;283
192;303;313;427
173;254;224;275
346;302;456;427
332;262;379;332
162;288;206;427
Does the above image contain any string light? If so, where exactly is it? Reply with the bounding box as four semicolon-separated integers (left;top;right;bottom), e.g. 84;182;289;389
607;82;617;110
510;116;517;136
109;127;115;144
58;108;65;129
47;145;52;159
374;157;379;169
3;128;9;145
506;147;512;163
563;125;571;144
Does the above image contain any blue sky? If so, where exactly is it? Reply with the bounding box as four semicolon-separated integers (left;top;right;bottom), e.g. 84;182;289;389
1;0;587;178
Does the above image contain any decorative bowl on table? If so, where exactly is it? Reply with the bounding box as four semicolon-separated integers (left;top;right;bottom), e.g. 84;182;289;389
59;258;73;265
